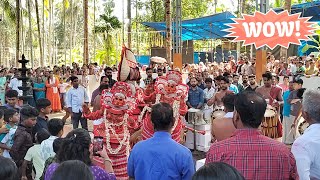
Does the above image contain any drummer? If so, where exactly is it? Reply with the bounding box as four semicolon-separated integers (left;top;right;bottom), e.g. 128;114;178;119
207;76;234;109
255;72;283;138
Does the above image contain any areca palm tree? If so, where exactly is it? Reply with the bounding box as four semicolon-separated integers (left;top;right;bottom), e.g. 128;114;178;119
83;0;89;64
165;0;171;64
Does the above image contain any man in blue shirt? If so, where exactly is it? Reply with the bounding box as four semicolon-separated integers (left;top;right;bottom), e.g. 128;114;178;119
128;103;195;180
187;77;204;109
66;76;89;130
282;81;295;145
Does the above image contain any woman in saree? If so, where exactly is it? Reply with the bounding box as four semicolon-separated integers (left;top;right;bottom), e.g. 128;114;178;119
33;76;46;100
46;71;61;112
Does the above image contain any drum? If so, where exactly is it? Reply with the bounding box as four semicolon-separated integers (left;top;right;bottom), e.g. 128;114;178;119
296;116;309;137
211;106;225;122
187;108;205;125
261;106;279;138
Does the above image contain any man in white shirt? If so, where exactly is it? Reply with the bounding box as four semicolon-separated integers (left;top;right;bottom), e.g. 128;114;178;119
291;89;320;180
40;118;64;161
8;71;23;96
66;76;90;130
203;78;215;122
289;59;297;75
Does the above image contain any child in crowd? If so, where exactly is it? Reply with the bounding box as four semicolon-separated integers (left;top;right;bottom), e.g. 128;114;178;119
9;106;39;179
0;108;20;158
22;128;50;180
0;109;7;138
40;118;64;161
0;109;5;155
33;98;52;138
3;90;20;110
40;138;64;180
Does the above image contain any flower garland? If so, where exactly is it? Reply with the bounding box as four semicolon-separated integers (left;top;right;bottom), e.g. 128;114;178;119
104;111;130;158
138;106;152;123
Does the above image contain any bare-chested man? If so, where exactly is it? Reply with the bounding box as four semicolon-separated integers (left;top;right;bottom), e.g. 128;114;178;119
207;76;234;108
256;72;283;105
255;72;283;138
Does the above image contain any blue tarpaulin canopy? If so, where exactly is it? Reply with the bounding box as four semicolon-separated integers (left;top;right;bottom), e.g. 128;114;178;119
274;1;320;21
142;11;236;41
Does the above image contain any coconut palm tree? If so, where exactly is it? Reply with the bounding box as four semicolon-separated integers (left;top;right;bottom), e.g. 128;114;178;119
34;0;43;67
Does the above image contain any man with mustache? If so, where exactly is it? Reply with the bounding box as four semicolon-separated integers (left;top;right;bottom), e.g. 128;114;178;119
244;74;258;91
207;76;234;108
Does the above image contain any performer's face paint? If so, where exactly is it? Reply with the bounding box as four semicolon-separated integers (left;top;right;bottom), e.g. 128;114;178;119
112;94;125;106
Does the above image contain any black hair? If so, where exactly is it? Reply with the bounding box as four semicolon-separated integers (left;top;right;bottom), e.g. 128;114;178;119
222;94;236;112
99;84;109;93
262;72;273;80
189;77;197;82
215;75;223;81
204;78;212;83
53;138;64;153
70;76;78;82
20;106;39;122
146;67;152;72
51;160;94;180
223;72;230;77
48;118;65;136
283;75;289;80
36;98;51;111
192;162;245;180
0;109;3;120
297;88;306;99
233;74;240;78
36;128;50;144
151;103;174;131
4;109;18;123
104;67;112;73
294;78;304;85
220;76;230;84
100;76;107;83
5;90;18;98
234;91;267;128
56;129;92;166
0;156;19;180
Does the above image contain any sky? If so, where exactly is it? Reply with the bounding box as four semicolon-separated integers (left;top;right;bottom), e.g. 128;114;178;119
112;0;277;22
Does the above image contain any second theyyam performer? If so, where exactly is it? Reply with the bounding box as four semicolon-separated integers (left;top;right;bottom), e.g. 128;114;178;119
83;82;138;180
131;71;190;144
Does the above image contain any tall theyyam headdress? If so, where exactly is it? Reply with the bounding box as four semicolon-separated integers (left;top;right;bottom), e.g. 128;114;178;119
166;70;182;84
117;46;140;82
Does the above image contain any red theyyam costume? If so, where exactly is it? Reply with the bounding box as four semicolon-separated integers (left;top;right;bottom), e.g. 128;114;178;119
140;71;189;143
83;82;137;180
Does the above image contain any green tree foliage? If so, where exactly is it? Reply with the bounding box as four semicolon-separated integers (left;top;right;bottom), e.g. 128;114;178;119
93;0;121;65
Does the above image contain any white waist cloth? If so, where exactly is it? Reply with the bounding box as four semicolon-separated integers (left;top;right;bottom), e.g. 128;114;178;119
93;118;104;125
224;112;233;118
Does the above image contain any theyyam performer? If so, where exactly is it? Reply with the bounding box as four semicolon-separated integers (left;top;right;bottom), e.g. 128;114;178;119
83;46;143;180
83;82;138;180
133;71;205;144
